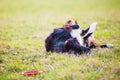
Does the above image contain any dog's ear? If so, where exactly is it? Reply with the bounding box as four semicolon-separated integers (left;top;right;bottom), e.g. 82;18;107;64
63;20;72;27
69;19;78;25
74;20;78;24
63;19;79;32
63;19;78;27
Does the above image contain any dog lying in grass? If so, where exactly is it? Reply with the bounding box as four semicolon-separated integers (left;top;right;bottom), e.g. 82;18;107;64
45;20;113;54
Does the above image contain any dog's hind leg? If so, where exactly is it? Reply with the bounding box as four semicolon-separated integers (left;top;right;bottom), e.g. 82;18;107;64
82;22;97;40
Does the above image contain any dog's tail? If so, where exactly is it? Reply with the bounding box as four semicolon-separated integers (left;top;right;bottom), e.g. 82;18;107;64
90;43;114;48
100;44;114;48
88;38;114;48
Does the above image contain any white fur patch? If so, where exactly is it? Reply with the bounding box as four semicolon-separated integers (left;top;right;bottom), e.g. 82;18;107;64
70;28;83;45
70;22;97;46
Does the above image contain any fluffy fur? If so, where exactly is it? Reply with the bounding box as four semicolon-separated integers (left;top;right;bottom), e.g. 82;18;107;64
45;25;90;54
45;20;113;54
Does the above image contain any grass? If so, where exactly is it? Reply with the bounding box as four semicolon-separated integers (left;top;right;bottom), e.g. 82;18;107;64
0;0;120;80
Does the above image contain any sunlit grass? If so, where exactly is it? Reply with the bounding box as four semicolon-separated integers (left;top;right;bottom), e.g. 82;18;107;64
0;0;120;80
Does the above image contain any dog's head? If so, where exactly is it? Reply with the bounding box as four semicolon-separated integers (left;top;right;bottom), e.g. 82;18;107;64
63;19;78;27
63;20;83;45
63;19;82;34
63;19;79;32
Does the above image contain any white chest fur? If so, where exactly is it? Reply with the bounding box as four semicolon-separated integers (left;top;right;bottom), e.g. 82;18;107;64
70;29;83;45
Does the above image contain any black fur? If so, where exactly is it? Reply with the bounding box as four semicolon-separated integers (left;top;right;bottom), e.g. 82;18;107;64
45;27;90;54
71;25;80;29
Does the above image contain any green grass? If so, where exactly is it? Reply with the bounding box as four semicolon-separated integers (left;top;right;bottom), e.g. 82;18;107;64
0;0;120;80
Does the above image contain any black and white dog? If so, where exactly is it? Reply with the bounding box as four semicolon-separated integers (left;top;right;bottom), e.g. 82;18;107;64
45;20;113;54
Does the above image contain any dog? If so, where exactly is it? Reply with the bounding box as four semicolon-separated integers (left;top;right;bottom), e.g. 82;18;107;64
45;20;113;54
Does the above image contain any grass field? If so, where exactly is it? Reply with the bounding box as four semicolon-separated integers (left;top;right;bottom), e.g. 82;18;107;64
0;0;120;80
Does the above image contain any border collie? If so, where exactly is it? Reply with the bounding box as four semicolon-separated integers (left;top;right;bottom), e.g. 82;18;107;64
45;20;113;54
